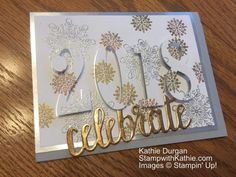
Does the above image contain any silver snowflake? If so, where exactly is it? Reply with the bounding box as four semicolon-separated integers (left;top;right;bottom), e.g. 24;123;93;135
182;88;215;128
159;70;181;93
120;45;141;80
46;18;95;58
121;40;161;85
167;38;188;60
131;15;152;33
167;18;187;37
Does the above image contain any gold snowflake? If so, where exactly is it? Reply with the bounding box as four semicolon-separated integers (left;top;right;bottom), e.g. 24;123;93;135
131;15;152;33
39;103;55;128
95;60;115;84
100;31;123;50
50;72;77;95
113;82;137;106
159;70;181;93
167;38;188;60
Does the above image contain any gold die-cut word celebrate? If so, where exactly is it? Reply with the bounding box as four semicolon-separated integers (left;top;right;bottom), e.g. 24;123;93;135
67;96;191;157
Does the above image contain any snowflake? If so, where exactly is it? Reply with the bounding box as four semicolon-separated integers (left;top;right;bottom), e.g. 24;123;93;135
167;38;188;60
137;99;159;116
113;82;138;106
120;45;141;80
182;89;214;128
167;18;187;37
121;40;161;84
192;62;204;83
100;31;123;50
131;15;152;33
39;103;55;128
134;40;161;84
95;60;116;84
50;72;77;95
46;18;95;57
159;70;181;93
61;91;110;141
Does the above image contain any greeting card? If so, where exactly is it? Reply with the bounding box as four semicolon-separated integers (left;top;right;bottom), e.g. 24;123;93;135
30;12;227;162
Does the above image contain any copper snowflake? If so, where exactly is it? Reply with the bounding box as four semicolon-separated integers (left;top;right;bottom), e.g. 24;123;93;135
50;72;77;95
95;60;116;84
131;15;152;33
138;99;158;109
113;82;137;106
167;38;188;60
192;62;204;83
167;18;187;37
159;70;181;93
39;103;55;128
100;31;123;50
137;98;158;115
